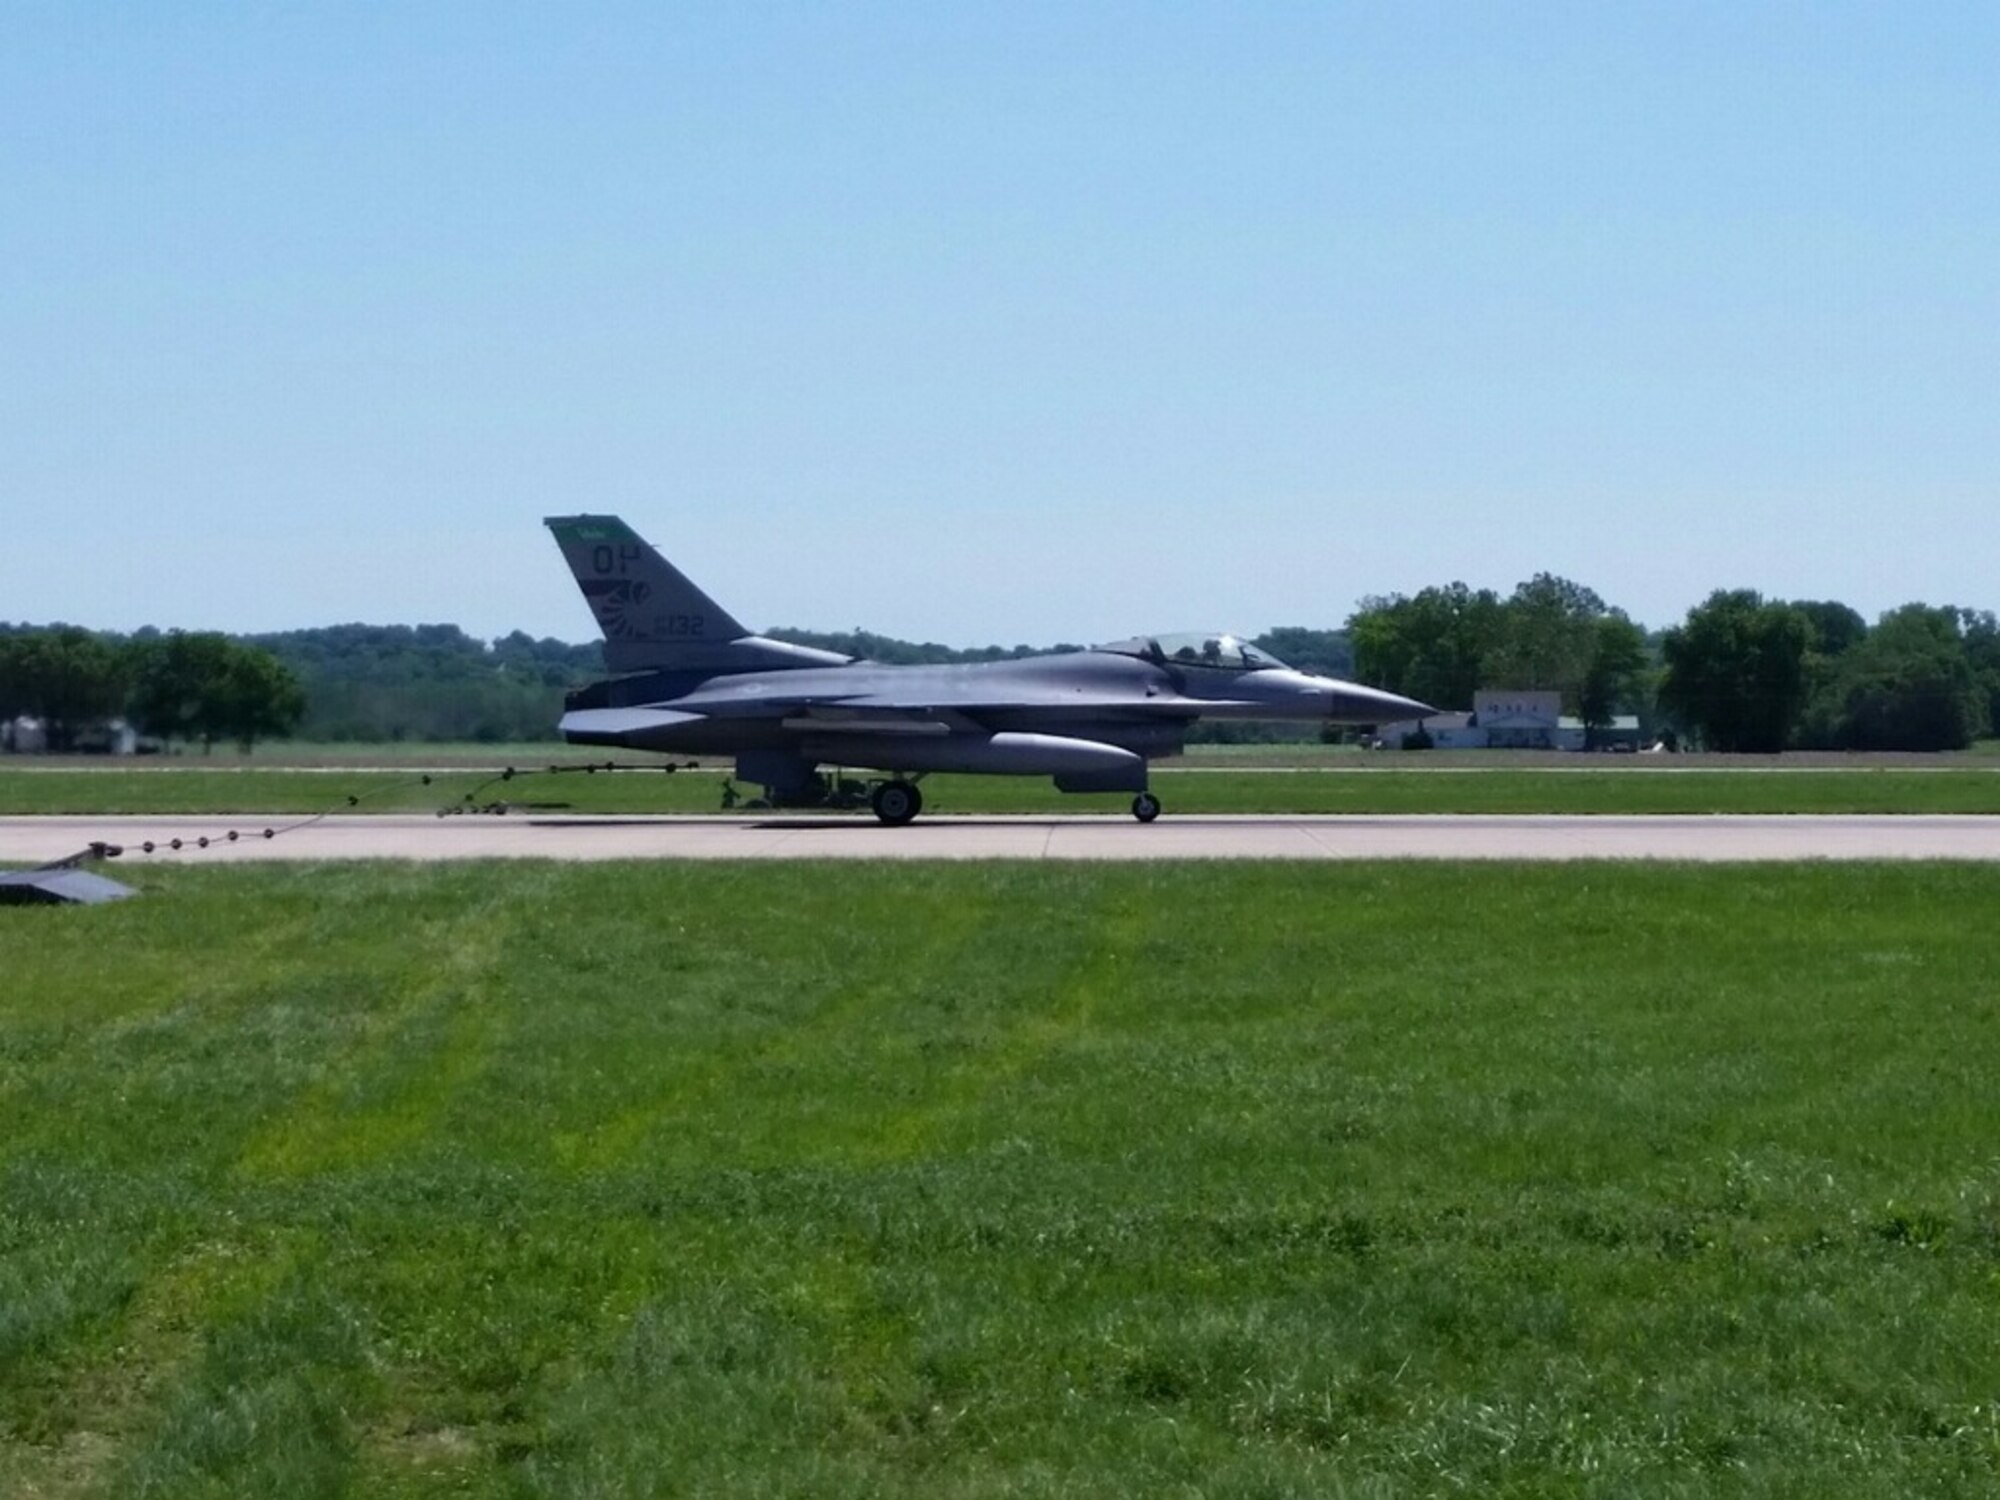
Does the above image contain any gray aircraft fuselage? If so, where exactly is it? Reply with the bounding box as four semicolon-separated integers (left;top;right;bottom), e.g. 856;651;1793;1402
547;514;1433;821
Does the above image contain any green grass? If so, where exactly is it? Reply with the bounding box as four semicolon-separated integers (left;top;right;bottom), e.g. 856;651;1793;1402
5;862;2000;1496
1179;740;1364;761
194;740;572;766
5;765;2000;817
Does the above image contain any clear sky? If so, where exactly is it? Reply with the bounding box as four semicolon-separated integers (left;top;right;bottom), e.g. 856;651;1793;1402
3;3;1995;646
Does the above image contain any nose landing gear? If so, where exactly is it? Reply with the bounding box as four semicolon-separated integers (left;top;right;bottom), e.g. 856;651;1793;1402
1131;792;1162;823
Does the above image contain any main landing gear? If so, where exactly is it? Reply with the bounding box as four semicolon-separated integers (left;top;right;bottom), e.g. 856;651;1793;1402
871;779;923;826
1132;792;1162;823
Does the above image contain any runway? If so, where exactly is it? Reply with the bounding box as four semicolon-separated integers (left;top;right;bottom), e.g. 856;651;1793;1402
5;813;2000;864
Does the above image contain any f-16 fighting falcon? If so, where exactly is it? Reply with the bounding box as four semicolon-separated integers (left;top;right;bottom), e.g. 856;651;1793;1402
547;515;1434;823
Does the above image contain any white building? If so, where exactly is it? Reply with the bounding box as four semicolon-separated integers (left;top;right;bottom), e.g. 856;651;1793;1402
2;716;48;754
1;715;140;755
1375;690;1641;751
1477;692;1573;750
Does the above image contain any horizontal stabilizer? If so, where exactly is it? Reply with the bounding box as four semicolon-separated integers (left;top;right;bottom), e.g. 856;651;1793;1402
559;707;704;741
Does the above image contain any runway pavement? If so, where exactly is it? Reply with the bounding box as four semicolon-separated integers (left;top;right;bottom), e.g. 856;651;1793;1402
5;813;2000;864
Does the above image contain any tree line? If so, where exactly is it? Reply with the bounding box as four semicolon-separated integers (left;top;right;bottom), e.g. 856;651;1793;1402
0;623;610;751
1348;580;2000;752
0;627;305;752
240;625;603;743
3;597;1995;754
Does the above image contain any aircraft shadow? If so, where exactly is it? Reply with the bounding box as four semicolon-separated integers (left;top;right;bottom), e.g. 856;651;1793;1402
530;816;1051;830
526;815;1313;831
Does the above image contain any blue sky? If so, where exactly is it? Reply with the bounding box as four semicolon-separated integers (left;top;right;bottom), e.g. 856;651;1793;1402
3;3;1994;645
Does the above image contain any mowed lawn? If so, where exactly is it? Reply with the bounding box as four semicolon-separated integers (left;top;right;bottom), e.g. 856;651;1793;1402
4;864;2000;1497
6;765;2000;816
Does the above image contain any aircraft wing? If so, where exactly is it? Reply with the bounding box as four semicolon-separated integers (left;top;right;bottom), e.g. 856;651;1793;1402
648;683;1195;722
760;686;1202;715
562;701;1054;739
568;685;1210;742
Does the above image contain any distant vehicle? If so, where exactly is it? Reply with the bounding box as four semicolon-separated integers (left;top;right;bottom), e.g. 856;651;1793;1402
547;515;1433;823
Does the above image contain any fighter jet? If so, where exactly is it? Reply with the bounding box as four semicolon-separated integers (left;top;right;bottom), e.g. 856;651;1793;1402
547;515;1433;823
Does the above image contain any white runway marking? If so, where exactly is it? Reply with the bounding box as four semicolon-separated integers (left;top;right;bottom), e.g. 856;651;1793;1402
5;814;2000;864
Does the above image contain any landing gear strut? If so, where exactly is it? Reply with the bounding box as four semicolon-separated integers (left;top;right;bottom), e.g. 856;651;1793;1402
1132;792;1162;823
872;780;923;826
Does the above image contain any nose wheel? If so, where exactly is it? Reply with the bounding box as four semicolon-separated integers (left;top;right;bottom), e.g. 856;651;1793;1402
871;780;923;826
1132;792;1162;823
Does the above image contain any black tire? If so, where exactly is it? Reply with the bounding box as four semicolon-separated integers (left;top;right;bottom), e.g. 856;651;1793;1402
1132;792;1162;823
872;780;922;826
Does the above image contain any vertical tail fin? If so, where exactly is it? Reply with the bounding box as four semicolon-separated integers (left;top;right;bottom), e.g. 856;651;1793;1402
545;515;748;672
547;513;852;675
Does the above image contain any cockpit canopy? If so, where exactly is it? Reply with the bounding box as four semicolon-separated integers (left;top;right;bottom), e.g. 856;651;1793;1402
1094;633;1290;671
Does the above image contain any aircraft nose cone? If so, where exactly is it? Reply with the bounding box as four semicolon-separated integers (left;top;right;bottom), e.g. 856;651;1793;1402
1321;682;1437;724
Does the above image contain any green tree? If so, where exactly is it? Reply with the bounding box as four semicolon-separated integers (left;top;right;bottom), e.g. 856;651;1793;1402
1578;613;1648;743
1355;575;1642;723
130;631;235;748
1827;605;1984;752
1960;610;2000;741
1349;583;1506;712
1658;591;1811;752
1252;627;1353;679
1483;574;1607;701
0;627;131;750
1792;600;1868;657
214;645;305;752
131;632;305;753
0;635;23;722
1792;600;1869;749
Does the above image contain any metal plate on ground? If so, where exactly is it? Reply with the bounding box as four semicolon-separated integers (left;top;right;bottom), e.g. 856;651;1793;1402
0;868;139;905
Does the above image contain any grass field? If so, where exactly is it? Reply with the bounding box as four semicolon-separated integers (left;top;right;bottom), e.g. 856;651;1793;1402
5;862;2000;1496
5;765;2000;818
135;741;573;768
